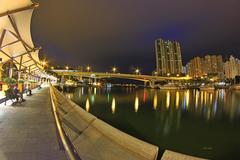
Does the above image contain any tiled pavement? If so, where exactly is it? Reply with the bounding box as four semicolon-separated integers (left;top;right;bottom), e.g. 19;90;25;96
0;87;68;160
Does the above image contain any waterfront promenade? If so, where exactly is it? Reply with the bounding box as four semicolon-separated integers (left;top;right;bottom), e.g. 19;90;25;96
0;87;67;160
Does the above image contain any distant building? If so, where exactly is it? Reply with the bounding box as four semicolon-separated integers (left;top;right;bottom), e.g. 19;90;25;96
224;55;240;79
155;39;183;76
187;55;224;78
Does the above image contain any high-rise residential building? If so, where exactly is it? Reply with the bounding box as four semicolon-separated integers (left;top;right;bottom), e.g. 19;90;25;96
186;57;202;77
216;55;224;73
187;54;224;78
155;39;183;76
224;55;240;79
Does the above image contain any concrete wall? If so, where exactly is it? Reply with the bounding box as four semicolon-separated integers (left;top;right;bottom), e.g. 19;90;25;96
50;86;159;160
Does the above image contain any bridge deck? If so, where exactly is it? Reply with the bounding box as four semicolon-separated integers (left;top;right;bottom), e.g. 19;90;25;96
0;87;67;160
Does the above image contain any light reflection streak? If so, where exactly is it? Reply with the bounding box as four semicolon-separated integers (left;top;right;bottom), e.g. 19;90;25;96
85;98;90;112
111;97;116;114
166;91;170;109
195;90;199;108
153;92;157;110
143;89;147;103
94;87;97;95
186;90;189;109
210;93;213;106
200;91;204;107
134;95;139;112
176;91;179;109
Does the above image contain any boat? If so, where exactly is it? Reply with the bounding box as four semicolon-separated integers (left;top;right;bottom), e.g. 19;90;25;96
159;83;181;90
199;84;215;91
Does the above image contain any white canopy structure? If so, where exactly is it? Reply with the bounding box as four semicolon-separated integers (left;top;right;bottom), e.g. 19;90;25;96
0;0;44;77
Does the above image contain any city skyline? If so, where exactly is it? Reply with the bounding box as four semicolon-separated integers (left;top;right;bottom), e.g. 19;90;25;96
32;0;240;73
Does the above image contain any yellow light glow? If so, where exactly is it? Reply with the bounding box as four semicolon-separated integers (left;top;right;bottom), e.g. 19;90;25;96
65;66;69;70
134;95;139;112
135;69;140;74
112;67;117;73
42;61;47;66
86;66;91;71
85;98;90;112
166;91;170;109
51;66;54;70
111;97;116;114
167;73;170;76
201;91;204;106
186;90;190;109
195;90;199;108
153;92;157;110
176;91;179;109
210;93;213;105
94;87;97;95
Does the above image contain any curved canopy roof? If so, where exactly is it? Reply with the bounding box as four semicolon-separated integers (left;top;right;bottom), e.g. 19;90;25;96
0;0;43;75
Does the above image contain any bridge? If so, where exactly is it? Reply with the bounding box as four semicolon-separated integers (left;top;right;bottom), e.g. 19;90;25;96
52;69;192;88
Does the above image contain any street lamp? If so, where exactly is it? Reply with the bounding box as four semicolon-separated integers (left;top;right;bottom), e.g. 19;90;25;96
86;66;91;72
42;61;47;66
65;66;69;70
135;68;140;75
112;67;117;73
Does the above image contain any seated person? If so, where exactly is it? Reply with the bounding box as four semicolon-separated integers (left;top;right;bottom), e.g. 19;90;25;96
13;86;25;102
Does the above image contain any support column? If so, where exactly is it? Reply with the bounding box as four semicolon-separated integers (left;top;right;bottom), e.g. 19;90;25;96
8;60;13;78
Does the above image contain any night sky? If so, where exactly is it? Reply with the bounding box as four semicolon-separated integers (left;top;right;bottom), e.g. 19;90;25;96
32;0;240;73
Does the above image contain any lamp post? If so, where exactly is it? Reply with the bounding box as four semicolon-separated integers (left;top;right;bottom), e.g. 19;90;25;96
135;68;140;75
112;67;117;73
86;66;91;72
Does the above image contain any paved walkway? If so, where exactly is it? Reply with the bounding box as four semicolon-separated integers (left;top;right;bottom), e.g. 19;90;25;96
0;87;67;160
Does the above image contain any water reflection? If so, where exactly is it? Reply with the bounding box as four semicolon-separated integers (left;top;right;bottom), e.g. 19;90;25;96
73;87;240;122
64;87;240;159
85;98;90;112
166;91;170;109
111;97;116;114
176;91;179;109
153;92;157;110
134;95;139;112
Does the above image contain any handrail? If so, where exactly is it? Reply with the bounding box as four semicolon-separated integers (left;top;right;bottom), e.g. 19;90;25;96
49;86;77;160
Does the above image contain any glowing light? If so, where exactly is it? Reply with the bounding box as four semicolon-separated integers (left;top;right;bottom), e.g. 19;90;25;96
86;66;91;72
42;61;47;66
195;90;199;108
111;97;116;114
166;91;170;109
85;98;90;112
200;91;204;107
167;73;170;76
65;66;69;70
153;92;157;110
135;68;140;74
51;66;54;70
176;91;179;109
94;87;97;95
176;74;179;77
134;95;139;112
186;90;190;109
204;92;207;106
112;67;117;73
210;93;213;105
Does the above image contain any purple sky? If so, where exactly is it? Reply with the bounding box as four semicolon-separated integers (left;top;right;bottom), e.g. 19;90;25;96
32;0;240;73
